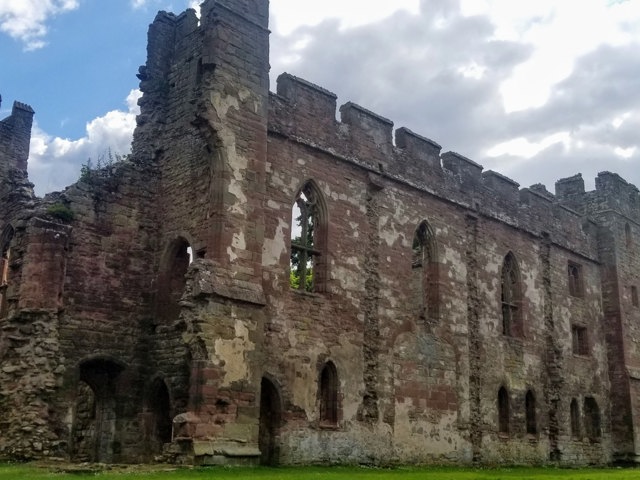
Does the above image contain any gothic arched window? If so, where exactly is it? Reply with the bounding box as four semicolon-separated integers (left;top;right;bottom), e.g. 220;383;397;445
501;252;522;336
411;220;438;322
290;181;327;292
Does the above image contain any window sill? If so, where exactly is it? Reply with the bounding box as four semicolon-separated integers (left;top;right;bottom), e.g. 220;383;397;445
290;288;322;298
318;422;340;431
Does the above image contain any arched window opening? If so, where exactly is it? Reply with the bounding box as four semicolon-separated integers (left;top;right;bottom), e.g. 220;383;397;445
584;397;601;441
0;225;14;318
625;223;633;250
501;252;522;336
319;361;339;425
570;398;580;438
525;390;537;435
498;386;509;435
411;221;438;322
290;181;326;292
156;237;192;323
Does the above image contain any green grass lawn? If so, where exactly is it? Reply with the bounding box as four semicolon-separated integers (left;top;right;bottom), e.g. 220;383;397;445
1;464;640;480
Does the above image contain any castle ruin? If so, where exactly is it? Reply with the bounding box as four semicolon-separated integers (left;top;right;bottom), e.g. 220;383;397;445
0;0;639;466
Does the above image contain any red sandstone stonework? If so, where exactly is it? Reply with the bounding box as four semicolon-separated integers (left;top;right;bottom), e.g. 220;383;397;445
0;0;639;467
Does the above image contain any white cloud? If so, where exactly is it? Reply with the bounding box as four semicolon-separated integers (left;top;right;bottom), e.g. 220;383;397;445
487;132;571;158
269;0;420;35
0;0;79;50
28;89;141;196
460;0;640;112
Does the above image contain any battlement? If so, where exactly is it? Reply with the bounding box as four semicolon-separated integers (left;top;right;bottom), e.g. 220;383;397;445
268;72;640;253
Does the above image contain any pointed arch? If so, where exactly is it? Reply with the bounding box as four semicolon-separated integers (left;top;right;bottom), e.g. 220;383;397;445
290;179;328;292
501;251;522;337
411;220;439;323
498;386;510;435
155;236;193;323
318;361;339;425
144;376;172;452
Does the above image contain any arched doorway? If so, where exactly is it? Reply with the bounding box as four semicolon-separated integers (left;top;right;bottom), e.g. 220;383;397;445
72;358;124;462
258;377;281;465
146;377;172;454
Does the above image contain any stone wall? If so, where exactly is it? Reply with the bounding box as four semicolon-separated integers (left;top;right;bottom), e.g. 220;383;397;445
0;0;637;467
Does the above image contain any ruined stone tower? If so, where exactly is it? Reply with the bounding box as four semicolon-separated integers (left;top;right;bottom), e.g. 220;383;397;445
0;0;639;466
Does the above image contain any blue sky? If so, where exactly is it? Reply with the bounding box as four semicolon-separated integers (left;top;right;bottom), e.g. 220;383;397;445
1;0;150;138
2;0;640;196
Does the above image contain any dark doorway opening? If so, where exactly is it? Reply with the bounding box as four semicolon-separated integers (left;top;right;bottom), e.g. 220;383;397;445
147;377;172;454
72;358;124;462
259;377;281;466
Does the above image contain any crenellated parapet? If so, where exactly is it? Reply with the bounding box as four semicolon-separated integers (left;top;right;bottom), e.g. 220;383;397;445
268;73;640;259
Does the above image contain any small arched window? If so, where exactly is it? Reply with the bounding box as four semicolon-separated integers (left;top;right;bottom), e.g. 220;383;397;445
501;252;522;336
498;386;509;435
411;220;438;322
290;181;327;292
319;361;339;425
570;398;580;438
525;390;537;435
625;223;633;250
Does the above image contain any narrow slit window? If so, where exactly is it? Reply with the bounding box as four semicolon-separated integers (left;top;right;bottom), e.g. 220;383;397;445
319;362;339;425
568;261;583;297
525;390;537;435
498;387;509;435
411;221;438;322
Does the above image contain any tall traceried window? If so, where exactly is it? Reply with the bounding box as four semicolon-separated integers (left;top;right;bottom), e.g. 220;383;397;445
290;181;327;292
319;361;339;425
498;386;509;435
501;252;522;337
411;220;438;322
